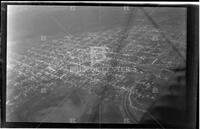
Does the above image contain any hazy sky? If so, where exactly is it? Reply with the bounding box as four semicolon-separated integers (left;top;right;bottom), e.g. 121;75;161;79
7;6;186;40
7;5;186;52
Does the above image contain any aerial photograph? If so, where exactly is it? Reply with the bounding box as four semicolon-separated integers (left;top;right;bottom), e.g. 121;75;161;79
6;5;186;125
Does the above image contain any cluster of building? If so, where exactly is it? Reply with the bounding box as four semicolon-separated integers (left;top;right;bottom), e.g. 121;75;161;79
7;24;183;113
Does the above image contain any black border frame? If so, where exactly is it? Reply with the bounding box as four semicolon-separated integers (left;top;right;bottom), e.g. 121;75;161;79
1;2;199;128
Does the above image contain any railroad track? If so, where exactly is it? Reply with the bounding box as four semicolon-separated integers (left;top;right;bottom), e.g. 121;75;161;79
122;91;138;123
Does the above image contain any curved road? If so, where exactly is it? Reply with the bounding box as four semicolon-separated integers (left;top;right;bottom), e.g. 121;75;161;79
122;91;138;123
